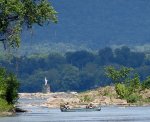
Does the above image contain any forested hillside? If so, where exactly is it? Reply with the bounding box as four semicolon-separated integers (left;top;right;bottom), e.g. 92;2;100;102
1;46;150;92
22;0;150;49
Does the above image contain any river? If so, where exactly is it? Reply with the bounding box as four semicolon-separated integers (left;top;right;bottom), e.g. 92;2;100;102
0;98;150;122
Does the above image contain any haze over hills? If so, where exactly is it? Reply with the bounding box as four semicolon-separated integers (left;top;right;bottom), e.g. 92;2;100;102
2;0;150;55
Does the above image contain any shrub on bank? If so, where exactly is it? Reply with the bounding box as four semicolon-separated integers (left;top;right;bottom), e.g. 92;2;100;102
126;93;141;103
142;76;150;89
0;67;19;104
0;98;13;112
0;67;19;112
115;83;128;99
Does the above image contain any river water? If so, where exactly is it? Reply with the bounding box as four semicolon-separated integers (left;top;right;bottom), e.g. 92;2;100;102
0;99;150;122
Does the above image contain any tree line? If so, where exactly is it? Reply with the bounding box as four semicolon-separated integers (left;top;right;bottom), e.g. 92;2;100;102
0;46;150;92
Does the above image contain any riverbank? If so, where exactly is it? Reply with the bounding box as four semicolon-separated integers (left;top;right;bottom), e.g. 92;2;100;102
1;86;149;116
0;98;14;117
18;86;150;108
0;107;27;117
0;112;15;117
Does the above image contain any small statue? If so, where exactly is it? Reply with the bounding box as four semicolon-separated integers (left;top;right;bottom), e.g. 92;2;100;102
42;77;50;93
45;77;48;86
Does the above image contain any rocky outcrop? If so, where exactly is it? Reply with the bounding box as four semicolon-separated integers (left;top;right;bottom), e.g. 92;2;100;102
19;92;128;108
42;97;80;108
19;92;80;108
41;92;80;108
19;86;150;108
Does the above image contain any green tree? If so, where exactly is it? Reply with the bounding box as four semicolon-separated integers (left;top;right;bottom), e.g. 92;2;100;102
0;0;57;48
127;74;141;93
105;66;132;83
79;63;101;90
59;64;80;91
142;76;150;89
0;67;19;104
114;46;145;67
105;66;142;103
66;51;94;69
0;68;7;99
115;83;128;99
98;47;114;65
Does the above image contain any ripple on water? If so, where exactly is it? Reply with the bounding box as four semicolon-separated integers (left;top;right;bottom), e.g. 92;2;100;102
1;101;150;122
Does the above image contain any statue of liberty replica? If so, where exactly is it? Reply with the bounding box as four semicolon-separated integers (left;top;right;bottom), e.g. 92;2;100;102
42;77;50;93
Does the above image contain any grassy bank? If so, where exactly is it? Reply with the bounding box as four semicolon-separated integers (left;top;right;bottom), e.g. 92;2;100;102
0;98;14;116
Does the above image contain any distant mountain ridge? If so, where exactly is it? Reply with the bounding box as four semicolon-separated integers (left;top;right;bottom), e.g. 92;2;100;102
2;0;150;55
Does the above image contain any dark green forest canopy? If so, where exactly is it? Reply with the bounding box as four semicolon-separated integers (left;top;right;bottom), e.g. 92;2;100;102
1;46;150;92
0;0;57;48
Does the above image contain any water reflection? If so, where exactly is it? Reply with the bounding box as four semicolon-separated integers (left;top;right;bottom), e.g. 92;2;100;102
0;98;150;122
1;106;150;122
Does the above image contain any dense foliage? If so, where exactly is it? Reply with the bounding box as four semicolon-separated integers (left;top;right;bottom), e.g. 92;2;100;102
142;76;150;89
105;66;133;83
0;46;150;92
0;0;57;48
106;66;144;103
0;98;13;112
0;67;19;106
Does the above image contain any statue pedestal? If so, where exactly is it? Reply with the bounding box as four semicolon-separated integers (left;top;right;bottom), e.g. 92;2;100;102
42;84;50;93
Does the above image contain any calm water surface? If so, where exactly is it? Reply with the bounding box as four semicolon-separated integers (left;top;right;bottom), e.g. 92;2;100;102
0;99;150;122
